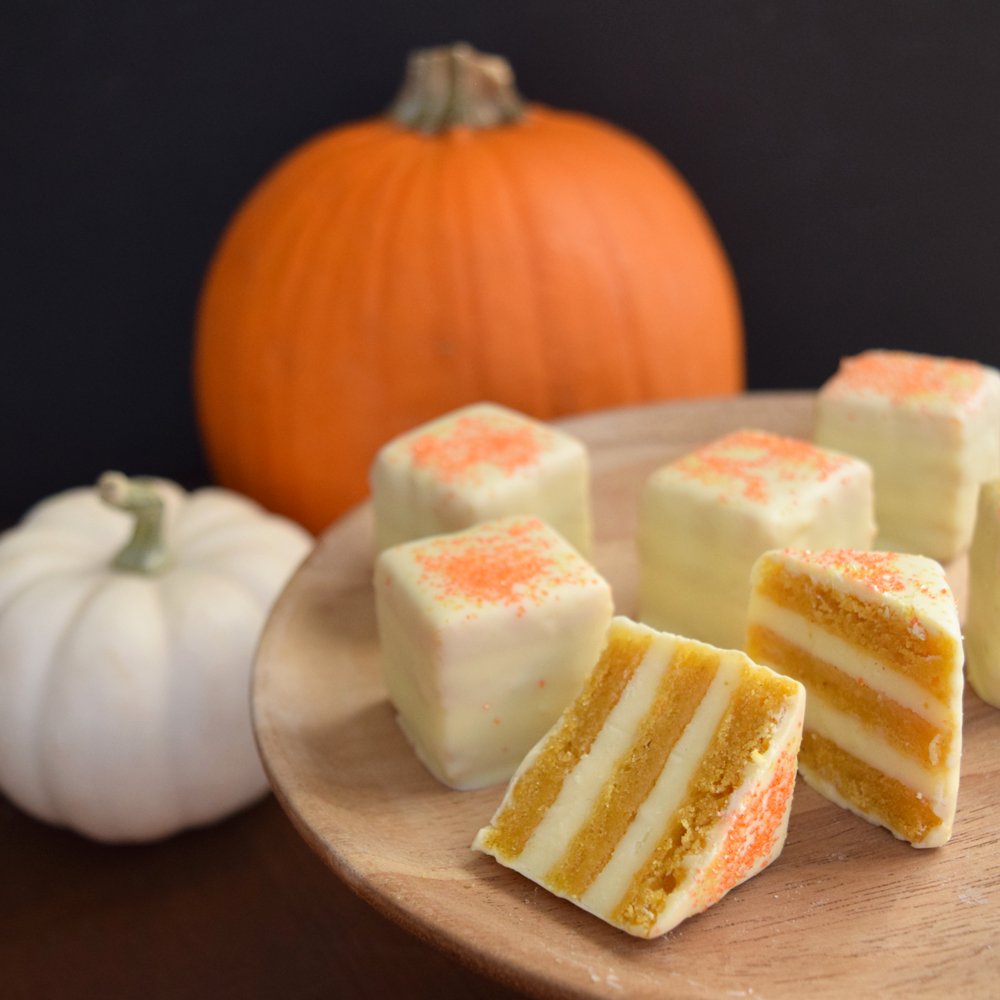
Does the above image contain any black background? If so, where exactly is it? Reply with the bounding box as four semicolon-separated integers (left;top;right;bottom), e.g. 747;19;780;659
5;1;1000;525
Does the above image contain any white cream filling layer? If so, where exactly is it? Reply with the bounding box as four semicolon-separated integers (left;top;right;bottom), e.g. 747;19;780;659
804;696;944;801
509;631;681;877
751;595;950;726
579;664;736;916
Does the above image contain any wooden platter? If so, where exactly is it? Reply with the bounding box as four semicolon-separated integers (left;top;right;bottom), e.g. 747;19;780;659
252;392;1000;999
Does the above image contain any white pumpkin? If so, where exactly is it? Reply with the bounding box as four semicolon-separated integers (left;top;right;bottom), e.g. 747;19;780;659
0;472;312;842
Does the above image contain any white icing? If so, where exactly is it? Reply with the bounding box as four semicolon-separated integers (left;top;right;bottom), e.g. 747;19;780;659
375;517;613;790
370;402;592;555
815;353;1000;561
638;430;874;650
965;480;1000;707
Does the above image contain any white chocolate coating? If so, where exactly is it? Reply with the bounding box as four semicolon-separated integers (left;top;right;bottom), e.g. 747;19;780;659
370;402;592;555
815;350;1000;562
374;516;613;790
966;480;1000;707
638;429;875;650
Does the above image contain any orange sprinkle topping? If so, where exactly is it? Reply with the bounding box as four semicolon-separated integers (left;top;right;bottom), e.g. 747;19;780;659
672;430;851;504
407;414;543;483
701;748;797;908
412;518;584;610
794;549;909;593
824;350;985;407
784;549;955;608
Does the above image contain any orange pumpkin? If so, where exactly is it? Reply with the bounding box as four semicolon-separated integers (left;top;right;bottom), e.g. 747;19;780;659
195;44;744;533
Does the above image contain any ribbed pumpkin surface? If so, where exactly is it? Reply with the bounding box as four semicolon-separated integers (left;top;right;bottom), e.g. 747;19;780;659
195;105;743;533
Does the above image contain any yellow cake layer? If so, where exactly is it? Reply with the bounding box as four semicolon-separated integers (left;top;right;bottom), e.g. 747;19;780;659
800;730;942;844
609;666;797;934
478;622;652;860
543;644;720;898
755;566;958;701
747;624;951;769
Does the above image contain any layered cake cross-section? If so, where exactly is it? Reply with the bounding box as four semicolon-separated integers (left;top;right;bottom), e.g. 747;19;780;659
473;617;806;938
746;548;964;847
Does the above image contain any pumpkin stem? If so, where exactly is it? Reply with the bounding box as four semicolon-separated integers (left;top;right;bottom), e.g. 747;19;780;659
98;471;171;574
388;42;525;133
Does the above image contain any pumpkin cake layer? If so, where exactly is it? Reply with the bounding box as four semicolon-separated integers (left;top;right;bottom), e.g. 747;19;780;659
370;402;592;554
746;548;964;847
473;617;806;939
815;349;1000;561
374;515;613;790
966;480;1000;707
638;428;875;650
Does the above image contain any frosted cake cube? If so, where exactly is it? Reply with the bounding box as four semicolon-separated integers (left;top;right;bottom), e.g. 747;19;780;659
374;516;613;790
815;350;1000;561
473;617;806;939
965;480;1000;707
370;402;592;554
747;548;964;847
638;429;875;650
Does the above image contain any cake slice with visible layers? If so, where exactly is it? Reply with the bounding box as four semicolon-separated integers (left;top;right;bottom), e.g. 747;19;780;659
473;617;806;939
965;480;1000;707
746;549;964;847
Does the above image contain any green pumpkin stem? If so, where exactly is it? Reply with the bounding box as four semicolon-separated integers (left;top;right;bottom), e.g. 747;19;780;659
388;42;525;133
98;471;171;574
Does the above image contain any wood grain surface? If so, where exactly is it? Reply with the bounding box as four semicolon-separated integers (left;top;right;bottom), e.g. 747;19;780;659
253;392;1000;999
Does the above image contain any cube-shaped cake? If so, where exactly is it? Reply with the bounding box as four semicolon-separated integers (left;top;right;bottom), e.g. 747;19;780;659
815;350;1000;562
474;617;806;938
965;479;1000;707
374;516;613;790
747;548;964;847
638;429;875;650
370;402;592;554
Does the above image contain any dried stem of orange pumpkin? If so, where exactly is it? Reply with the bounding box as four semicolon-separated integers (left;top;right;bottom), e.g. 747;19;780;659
388;42;525;132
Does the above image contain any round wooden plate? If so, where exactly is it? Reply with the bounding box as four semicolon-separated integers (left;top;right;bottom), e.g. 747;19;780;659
252;392;999;999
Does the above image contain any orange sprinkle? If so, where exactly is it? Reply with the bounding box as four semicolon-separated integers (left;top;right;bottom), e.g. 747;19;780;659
701;749;797;908
788;549;911;594
408;415;543;483
412;518;584;609
673;430;851;505
824;350;985;407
